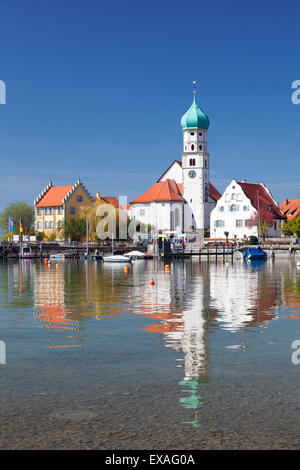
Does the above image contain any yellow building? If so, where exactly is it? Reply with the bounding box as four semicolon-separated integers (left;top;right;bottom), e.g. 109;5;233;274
34;179;94;239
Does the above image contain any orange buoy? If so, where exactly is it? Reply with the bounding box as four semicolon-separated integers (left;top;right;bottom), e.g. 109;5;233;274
124;266;130;273
56;263;59;268
44;258;48;263
165;264;170;270
149;279;155;286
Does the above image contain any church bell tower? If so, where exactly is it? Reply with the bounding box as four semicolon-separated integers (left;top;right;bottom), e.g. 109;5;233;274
181;84;210;232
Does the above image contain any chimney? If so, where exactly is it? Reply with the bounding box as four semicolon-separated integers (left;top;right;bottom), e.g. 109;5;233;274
286;199;289;205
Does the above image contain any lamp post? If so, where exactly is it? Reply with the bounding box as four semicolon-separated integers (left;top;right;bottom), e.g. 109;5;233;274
224;231;229;246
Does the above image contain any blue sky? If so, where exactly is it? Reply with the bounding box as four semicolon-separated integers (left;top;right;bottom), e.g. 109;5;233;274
0;0;300;211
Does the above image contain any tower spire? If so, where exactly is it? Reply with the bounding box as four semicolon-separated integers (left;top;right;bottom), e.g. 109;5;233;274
193;80;197;95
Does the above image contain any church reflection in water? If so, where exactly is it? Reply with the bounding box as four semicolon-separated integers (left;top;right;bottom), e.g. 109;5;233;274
129;259;283;427
2;258;297;427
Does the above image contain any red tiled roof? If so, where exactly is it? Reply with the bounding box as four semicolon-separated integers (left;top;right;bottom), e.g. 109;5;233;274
131;179;185;203
131;179;221;204
120;204;132;210
101;197;119;208
209;182;221;201
93;196;119;208
238;182;286;221
280;199;300;221
36;185;74;207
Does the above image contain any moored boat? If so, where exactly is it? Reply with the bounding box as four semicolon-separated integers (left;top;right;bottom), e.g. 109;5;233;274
243;246;267;261
124;250;145;260
102;255;131;263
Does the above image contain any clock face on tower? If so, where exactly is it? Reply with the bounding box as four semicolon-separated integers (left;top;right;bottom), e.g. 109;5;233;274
188;170;196;178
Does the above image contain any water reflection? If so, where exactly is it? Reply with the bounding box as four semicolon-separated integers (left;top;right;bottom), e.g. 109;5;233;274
33;262;81;349
209;261;280;331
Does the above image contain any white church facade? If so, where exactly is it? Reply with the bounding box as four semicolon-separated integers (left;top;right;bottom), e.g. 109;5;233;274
130;92;221;236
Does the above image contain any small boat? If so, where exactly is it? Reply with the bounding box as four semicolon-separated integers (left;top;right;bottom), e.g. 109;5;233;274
124;250;145;260
50;253;65;260
243;246;267;261
19;246;37;259
102;233;131;263
102;254;131;263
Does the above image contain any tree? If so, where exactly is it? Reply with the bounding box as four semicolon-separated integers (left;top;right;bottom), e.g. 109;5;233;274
247;212;273;241
62;217;86;241
80;201;132;241
282;216;300;237
0;202;34;236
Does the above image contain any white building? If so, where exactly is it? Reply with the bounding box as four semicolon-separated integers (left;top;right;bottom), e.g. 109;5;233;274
210;179;286;240
130;92;221;236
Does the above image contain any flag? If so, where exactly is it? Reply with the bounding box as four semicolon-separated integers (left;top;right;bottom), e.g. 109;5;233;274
8;217;14;233
19;219;23;233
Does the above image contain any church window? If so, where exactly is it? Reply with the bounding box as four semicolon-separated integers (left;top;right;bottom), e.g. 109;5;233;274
199;145;202;150
199;132;202;136
170;211;174;230
191;144;194;151
205;186;208;202
204;159;207;167
190;199;192;203
189;158;196;166
140;209;145;216
174;208;179;228
190;132;195;136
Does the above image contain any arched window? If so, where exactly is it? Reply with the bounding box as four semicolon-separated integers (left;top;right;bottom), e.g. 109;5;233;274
174;208;179;228
205;185;208;202
191;144;194;151
199;145;202;150
189;158;196;166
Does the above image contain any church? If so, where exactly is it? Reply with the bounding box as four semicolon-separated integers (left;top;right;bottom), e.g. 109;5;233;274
130;90;221;236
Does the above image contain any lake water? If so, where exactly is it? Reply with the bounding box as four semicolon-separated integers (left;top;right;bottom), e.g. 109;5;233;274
0;257;300;449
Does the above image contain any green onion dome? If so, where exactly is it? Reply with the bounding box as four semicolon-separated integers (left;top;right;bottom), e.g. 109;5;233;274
181;94;209;130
